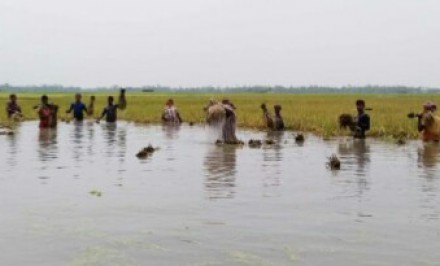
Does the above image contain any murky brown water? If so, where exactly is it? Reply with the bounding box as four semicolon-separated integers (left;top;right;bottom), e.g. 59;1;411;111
0;121;439;266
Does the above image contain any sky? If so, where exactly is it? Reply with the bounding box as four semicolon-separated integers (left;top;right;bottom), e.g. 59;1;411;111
0;0;439;88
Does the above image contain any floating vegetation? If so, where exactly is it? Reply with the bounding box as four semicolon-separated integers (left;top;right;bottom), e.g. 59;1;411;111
295;133;305;143
248;139;262;148
0;130;14;136
136;145;157;158
265;139;275;145
89;190;102;197
327;154;341;170
396;138;406;145
216;139;244;145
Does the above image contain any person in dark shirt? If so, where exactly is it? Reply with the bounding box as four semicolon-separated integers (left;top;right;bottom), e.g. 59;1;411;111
273;104;285;131
6;94;23;119
66;93;87;121
97;96;119;123
353;99;370;139
261;104;285;131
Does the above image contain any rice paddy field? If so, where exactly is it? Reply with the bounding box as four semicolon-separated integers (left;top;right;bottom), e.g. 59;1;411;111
1;91;438;139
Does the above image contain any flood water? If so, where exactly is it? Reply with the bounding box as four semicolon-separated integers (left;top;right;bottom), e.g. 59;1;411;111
0;121;439;266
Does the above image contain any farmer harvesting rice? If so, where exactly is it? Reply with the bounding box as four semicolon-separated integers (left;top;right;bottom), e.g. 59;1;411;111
97;96;119;123
162;98;182;124
416;102;440;141
37;95;58;128
353;99;370;139
66;93;87;121
204;99;226;125
6;94;23;120
222;99;239;143
87;95;96;116
261;103;284;131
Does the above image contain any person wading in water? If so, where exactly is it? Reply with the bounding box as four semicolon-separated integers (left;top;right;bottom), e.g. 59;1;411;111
6;94;23;120
37;95;58;128
66;93;88;121
352;99;370;139
97;96;119;123
261;103;285;131
162;98;182;124
221;99;239;143
416;102;440;142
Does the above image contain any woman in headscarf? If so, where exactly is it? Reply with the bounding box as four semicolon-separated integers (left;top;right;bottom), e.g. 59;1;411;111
162;98;182;124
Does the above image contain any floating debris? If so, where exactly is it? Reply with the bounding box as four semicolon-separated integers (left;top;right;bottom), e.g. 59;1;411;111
89;190;102;197
216;139;244;145
248;139;262;148
327;154;341;170
0;130;14;136
188;122;195;126
136;145;157;158
265;139;275;145
295;134;305;143
396;138;406;145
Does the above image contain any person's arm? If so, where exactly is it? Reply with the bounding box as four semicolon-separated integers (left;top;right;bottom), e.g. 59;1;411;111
418;116;425;132
176;110;183;123
66;103;73;113
97;108;107;122
6;103;10;116
83;104;88;114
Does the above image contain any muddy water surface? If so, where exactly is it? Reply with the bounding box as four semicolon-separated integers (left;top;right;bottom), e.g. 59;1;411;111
0;121;439;266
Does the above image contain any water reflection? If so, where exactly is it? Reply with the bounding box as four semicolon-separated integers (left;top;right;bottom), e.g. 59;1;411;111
162;124;181;140
6;131;18;169
417;143;440;220
72;121;85;161
203;145;238;200
38;128;58;162
418;143;440;176
336;139;371;199
262;131;284;192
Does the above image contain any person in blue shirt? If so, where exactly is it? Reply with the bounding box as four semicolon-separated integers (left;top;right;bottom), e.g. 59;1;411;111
66;93;88;121
97;96;119;123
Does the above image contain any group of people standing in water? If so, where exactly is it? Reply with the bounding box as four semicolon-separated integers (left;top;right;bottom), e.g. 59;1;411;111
4;90;440;142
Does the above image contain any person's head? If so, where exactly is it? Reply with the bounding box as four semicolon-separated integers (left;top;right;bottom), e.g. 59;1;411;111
423;101;436;112
356;99;365;113
166;98;174;106
274;104;282;113
90;95;95;101
75;93;82;102
120;88;126;95
9;94;17;102
41;95;49;105
108;96;114;105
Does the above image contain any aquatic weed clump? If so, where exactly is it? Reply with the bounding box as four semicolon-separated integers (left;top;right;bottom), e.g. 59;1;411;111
89;190;102;197
264;139;275;145
295;133;305;143
136;144;157;158
215;139;244;145
248;139;262;148
327;154;341;170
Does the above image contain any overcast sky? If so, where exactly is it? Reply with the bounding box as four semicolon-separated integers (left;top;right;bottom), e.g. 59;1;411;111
0;0;438;87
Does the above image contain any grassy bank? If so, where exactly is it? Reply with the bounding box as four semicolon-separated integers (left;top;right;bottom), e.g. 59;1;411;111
1;91;437;138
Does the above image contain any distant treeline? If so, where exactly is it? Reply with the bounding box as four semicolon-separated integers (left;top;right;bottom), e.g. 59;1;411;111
1;84;439;94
